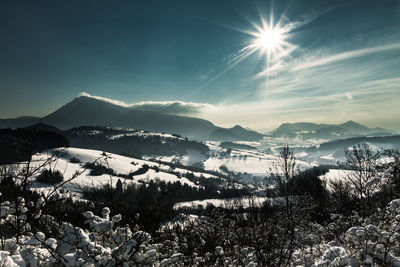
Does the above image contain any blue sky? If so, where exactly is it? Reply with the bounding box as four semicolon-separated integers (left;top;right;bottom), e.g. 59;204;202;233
0;0;399;131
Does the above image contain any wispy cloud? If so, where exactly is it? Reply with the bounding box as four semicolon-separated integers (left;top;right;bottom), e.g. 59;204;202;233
292;42;400;71
79;92;213;115
129;101;214;115
79;92;131;107
251;38;400;99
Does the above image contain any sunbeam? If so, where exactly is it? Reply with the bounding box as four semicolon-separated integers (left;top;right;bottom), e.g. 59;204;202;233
198;5;298;90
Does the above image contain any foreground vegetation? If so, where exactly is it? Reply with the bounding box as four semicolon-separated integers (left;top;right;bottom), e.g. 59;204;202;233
1;143;400;266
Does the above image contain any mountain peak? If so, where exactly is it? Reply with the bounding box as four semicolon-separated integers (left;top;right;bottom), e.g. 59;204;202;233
338;120;369;131
31;95;218;138
231;125;245;130
72;95;113;105
340;120;361;126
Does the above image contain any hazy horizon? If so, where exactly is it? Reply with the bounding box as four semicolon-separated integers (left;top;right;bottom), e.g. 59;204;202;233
1;92;398;133
1;0;399;132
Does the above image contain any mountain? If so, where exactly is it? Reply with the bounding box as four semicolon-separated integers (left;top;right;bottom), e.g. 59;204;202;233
269;120;396;140
208;128;239;141
229;125;264;140
208;125;265;142
0;96;264;141
39;96;216;138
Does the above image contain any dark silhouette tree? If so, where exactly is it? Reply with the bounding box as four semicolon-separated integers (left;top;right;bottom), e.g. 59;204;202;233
116;179;123;192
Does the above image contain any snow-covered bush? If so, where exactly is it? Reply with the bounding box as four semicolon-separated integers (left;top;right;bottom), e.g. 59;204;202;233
342;199;400;265
1;198;162;266
310;199;400;266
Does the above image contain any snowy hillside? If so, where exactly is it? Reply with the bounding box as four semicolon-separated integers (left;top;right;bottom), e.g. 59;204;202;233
27;147;221;196
174;196;283;209
149;140;315;186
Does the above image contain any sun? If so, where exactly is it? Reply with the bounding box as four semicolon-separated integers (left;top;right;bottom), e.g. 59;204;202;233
255;28;282;50
244;16;293;63
199;8;298;88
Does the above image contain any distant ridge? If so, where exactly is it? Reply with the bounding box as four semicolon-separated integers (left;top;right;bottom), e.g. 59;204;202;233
0;116;40;129
269;120;396;140
0;96;264;141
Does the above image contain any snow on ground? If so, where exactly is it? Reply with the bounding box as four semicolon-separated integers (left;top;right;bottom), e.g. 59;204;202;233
203;153;275;177
204;150;314;177
260;136;329;151
76;126;186;141
319;169;386;192
27;147;199;196
320;154;335;161
106;129;185;141
319;169;351;191
296;151;308;158
148;141;315;183
151;148;277;177
174;197;283;209
150;149;208;167
179;149;207;166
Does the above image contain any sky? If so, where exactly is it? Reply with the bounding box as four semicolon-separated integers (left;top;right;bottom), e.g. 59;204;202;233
0;0;399;132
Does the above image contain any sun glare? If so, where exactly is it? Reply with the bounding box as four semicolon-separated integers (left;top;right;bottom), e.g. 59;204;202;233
244;14;294;66
255;28;282;50
199;7;297;88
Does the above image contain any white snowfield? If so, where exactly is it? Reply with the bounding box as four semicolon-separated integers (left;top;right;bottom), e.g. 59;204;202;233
27;147;201;196
75;126;185;141
152;141;315;179
203;151;278;177
174;197;284;209
319;169;353;191
320;169;388;192
147;149;207;167
107;131;185;141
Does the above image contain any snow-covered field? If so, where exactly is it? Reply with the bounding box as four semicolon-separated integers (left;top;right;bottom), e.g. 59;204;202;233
73;126;185;141
148;149;207;166
150;140;315;182
26;147;202;196
10;137;376;201
319;168;388;192
174;196;283;209
319;169;352;191
203;151;314;177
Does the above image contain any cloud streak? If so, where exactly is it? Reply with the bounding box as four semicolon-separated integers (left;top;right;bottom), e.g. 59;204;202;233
79;92;213;115
129;101;213;115
293;42;400;71
79;92;132;107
